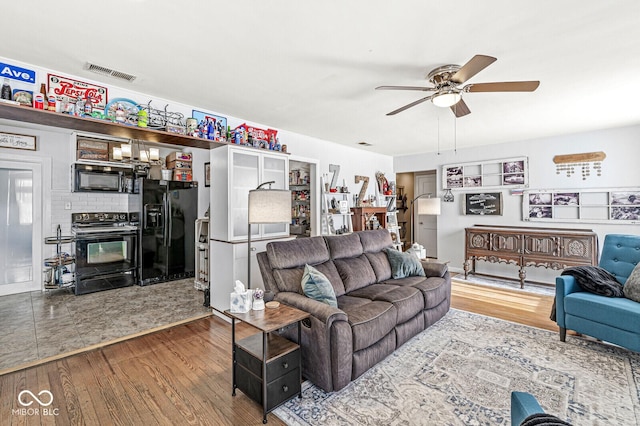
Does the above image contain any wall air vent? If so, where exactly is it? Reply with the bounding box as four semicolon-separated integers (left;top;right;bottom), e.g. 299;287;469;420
84;62;137;82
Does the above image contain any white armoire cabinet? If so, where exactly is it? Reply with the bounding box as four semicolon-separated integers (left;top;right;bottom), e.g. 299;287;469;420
209;145;291;312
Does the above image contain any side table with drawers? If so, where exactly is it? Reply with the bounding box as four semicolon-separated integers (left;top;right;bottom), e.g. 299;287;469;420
225;304;310;424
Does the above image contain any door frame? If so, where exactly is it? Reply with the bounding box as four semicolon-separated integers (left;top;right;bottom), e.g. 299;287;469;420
0;153;51;295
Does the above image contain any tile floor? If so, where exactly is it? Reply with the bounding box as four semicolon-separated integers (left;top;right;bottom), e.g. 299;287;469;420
0;279;211;372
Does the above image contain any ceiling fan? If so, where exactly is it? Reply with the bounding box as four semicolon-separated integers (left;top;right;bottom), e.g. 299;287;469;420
376;54;540;117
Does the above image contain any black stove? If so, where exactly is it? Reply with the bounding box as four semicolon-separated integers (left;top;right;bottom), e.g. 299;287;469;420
72;212;139;295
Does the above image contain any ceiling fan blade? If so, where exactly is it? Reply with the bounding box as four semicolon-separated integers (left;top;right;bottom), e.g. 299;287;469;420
466;81;540;92
450;99;471;117
386;95;435;116
450;55;497;84
376;85;435;91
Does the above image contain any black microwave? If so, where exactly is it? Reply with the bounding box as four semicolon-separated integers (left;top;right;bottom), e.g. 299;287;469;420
72;164;134;193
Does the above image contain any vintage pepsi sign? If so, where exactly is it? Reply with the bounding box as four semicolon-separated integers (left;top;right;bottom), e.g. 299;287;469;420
0;62;36;84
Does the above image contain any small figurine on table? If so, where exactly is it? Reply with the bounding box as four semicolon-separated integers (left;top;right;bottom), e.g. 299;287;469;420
253;287;265;310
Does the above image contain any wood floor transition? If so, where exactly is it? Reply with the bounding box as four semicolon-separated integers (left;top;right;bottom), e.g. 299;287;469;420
0;281;557;425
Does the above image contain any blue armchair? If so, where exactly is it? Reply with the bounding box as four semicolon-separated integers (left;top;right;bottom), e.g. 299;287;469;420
555;234;640;352
511;391;544;425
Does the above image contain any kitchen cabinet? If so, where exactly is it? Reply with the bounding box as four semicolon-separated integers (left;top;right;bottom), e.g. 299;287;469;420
209;145;291;312
210;145;289;242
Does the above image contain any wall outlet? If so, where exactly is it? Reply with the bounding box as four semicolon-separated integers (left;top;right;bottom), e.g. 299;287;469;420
64;202;72;210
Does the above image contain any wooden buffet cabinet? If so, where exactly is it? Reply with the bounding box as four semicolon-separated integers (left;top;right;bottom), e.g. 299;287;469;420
464;225;598;288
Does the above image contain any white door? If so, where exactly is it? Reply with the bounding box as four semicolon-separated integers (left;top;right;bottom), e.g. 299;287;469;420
415;174;438;258
0;160;42;295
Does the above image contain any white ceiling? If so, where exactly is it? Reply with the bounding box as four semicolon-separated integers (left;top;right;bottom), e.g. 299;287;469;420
2;1;640;156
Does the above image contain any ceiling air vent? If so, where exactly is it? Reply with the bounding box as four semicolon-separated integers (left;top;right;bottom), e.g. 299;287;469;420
84;62;137;82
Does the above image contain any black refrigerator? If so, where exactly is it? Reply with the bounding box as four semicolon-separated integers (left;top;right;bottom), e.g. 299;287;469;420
129;178;198;285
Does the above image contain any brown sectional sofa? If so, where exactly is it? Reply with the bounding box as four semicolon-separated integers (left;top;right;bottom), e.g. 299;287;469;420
256;229;451;392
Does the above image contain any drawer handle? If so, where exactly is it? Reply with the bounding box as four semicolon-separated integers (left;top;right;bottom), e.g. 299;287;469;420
282;385;288;392
282;362;289;369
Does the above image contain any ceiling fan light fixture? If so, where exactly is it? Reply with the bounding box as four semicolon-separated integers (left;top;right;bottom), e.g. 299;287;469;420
432;91;462;108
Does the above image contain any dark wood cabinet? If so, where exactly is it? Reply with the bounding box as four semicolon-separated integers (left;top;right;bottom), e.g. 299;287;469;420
464;225;598;287
351;207;388;232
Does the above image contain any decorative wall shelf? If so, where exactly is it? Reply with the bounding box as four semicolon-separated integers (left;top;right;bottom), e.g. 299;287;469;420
0;102;225;150
442;156;529;190
523;187;640;224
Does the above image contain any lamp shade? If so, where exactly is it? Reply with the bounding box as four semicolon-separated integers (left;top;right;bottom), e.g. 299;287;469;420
417;197;441;215
248;189;291;224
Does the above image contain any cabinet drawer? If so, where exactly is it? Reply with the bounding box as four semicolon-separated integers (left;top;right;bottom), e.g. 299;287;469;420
236;345;300;382
266;368;300;411
236;366;300;411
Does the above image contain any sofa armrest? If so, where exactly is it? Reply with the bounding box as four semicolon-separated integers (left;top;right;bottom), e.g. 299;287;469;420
420;260;448;278
555;275;583;328
275;292;348;328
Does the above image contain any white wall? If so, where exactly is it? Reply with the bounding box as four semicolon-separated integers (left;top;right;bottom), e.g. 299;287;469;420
394;124;640;283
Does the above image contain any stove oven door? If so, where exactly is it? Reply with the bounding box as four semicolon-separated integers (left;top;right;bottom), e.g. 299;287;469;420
74;231;137;294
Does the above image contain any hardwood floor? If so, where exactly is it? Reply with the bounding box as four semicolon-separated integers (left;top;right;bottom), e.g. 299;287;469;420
451;280;558;332
1;282;556;425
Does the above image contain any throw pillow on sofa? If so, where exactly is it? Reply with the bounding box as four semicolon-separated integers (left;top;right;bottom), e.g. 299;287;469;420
384;248;426;279
624;263;640;303
301;264;338;307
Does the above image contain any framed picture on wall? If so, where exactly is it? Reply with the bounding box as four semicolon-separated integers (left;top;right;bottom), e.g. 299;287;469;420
204;162;211;187
464;192;502;215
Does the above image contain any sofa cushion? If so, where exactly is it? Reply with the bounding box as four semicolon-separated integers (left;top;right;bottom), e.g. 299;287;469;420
302;264;337;307
274;268;305;293
337;296;397;352
565;292;640;333
334;255;378;292
348;284;424;324
358;229;393;253
623;263;640;303
385;248;426;279
384;276;450;310
365;252;392;282
325;233;363;259
267;236;329;269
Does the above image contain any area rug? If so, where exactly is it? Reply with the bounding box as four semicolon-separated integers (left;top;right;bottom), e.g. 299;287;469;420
273;309;640;425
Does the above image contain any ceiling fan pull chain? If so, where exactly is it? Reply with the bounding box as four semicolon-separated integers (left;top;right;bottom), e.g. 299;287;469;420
454;112;457;154
437;115;440;155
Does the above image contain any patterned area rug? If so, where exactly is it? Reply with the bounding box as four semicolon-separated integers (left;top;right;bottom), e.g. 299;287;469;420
273;309;640;425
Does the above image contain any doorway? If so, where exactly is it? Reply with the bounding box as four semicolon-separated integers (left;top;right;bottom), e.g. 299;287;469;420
415;172;438;258
289;158;319;237
0;160;43;296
